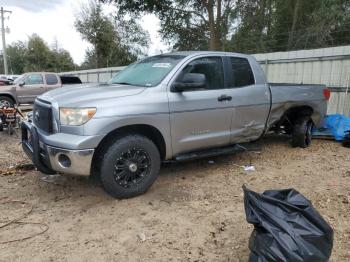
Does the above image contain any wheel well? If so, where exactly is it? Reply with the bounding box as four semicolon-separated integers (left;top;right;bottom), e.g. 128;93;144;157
0;94;16;104
91;124;167;177
284;106;314;124
271;106;314;134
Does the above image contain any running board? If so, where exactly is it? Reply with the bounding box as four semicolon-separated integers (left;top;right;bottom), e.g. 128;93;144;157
170;143;261;162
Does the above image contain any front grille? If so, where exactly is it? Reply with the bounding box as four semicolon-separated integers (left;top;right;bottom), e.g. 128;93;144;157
33;101;53;134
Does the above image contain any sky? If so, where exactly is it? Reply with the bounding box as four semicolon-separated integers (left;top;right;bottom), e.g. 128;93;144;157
0;0;169;65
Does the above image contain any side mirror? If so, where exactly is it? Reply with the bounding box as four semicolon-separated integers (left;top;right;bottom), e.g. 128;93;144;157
171;73;206;92
19;81;25;87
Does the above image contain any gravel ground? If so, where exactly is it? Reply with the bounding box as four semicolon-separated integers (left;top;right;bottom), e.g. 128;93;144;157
0;131;349;261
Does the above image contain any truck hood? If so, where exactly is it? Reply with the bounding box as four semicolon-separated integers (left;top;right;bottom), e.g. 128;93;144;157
0;84;15;91
40;83;146;106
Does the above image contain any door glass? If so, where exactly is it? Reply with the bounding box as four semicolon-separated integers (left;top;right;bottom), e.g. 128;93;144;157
25;74;44;85
228;57;255;88
45;74;59;85
177;57;224;90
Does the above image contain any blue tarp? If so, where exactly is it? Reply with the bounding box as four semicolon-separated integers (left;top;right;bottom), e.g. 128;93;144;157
323;114;350;141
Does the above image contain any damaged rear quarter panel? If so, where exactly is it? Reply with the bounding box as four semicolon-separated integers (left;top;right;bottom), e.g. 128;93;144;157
267;84;327;128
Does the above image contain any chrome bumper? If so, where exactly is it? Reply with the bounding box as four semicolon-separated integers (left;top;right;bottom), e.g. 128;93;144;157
47;146;94;176
21;121;94;177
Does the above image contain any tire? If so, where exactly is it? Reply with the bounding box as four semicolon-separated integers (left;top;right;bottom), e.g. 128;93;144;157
100;134;161;199
0;96;15;107
0;123;3;132
292;117;313;148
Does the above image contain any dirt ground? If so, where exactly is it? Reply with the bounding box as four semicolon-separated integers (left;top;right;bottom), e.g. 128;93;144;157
0;131;349;262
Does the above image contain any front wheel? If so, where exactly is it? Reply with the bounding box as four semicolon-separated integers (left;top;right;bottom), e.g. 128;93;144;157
100;134;161;199
0;96;15;107
291;117;313;148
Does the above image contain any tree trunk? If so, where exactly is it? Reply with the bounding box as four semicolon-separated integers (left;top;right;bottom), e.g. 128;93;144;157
288;0;300;50
258;0;267;52
207;0;221;50
216;0;223;50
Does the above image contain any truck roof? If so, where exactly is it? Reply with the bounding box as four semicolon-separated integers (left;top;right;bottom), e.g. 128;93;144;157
165;51;252;59
22;72;58;74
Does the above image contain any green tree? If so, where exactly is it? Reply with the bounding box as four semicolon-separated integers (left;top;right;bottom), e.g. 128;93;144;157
228;0;274;53
113;18;150;60
24;34;76;72
0;35;76;74
230;0;350;53
48;48;76;72
24;34;52;71
75;0;149;69
103;0;237;51
7;41;27;74
305;0;350;49
75;1;118;68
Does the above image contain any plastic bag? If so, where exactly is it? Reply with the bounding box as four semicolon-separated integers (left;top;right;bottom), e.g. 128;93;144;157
243;185;333;262
324;114;350;141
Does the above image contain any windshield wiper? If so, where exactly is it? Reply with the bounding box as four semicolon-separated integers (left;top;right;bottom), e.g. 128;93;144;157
113;82;133;85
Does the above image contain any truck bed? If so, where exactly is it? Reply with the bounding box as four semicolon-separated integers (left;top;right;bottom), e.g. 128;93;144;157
267;83;327;128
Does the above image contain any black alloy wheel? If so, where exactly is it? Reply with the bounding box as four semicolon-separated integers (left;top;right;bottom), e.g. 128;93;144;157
100;134;161;199
113;147;151;188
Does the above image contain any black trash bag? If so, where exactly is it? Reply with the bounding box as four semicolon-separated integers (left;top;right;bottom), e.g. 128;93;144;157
243;185;333;262
342;130;350;148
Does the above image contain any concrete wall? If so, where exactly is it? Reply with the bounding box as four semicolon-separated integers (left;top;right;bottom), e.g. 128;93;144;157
62;45;350;115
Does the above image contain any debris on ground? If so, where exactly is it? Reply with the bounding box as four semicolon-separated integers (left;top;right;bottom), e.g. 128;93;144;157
0;200;49;244
243;165;255;172
0;162;35;176
232;163;256;172
137;232;147;242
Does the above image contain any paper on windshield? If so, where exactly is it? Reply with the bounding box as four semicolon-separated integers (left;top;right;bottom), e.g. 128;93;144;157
152;63;172;68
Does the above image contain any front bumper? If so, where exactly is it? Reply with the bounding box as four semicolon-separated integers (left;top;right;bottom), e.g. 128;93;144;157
21;121;94;176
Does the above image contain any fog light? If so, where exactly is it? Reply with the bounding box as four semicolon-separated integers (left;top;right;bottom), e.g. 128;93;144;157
58;154;71;168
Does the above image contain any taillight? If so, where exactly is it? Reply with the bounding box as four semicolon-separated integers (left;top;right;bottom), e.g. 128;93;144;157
323;88;331;101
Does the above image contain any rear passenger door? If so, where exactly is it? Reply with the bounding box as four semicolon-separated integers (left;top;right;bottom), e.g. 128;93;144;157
225;56;271;143
168;56;233;156
44;73;61;92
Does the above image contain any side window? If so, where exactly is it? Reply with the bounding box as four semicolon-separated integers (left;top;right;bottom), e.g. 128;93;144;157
229;57;255;88
45;74;59;85
177;57;224;90
25;74;44;85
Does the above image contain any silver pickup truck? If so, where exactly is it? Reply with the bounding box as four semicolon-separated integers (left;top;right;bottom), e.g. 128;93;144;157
21;51;329;198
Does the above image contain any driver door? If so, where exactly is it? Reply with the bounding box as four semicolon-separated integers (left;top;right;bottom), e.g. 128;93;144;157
16;73;45;104
168;56;233;156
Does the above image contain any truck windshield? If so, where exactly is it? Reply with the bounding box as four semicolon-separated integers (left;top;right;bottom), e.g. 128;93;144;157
109;55;186;87
13;74;26;84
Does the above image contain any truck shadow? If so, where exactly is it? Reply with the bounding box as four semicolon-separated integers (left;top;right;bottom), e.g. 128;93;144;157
160;134;292;176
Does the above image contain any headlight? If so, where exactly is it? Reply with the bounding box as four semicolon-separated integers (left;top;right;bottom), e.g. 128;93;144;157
59;107;96;126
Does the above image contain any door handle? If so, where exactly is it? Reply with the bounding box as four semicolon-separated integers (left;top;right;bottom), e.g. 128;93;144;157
217;95;232;102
